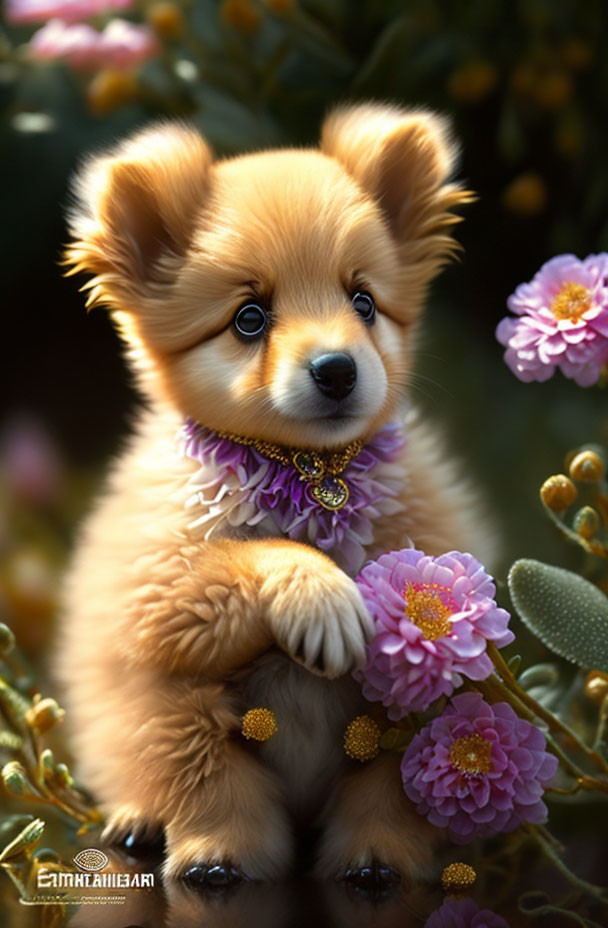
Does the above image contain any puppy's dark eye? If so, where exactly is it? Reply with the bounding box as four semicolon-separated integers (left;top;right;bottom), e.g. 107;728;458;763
352;291;376;324
233;302;268;340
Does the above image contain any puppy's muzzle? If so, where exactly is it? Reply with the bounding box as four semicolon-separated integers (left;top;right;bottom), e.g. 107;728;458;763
309;353;357;402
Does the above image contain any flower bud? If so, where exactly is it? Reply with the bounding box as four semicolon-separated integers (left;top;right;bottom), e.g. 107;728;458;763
40;749;56;781
343;715;381;762
502;172;547;216
441;862;477;895
147;2;183;38
447;61;498;103
263;0;294;12
86;70;138;118
560;38;593;71
584;670;608;706
572;506;601;540
241;707;277;742
540;474;577;511
54;763;73;788
25;697;65;734
220;0;261;32
0;623;16;654
0;818;44;862
533;71;573;110
1;761;28;796
569;450;605;483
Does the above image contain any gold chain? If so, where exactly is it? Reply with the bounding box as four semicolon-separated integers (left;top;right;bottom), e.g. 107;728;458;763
215;430;363;474
214;429;365;510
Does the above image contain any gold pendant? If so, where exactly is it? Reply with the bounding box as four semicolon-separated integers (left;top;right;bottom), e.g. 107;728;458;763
292;450;325;480
311;475;349;510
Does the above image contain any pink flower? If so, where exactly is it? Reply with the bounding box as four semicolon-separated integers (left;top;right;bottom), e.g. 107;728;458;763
0;415;62;505
402;693;558;843
98;18;160;69
496;253;608;386
353;549;513;717
425;898;509;928
28;18;159;71
6;0;132;25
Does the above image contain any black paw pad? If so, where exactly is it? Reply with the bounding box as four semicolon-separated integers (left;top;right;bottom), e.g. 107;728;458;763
182;863;246;893
343;862;401;900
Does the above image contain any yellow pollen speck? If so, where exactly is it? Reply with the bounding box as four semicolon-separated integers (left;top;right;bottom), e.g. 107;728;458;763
241;708;277;742
441;862;477;894
449;733;493;775
343;715;381;762
551;281;592;321
404;582;454;640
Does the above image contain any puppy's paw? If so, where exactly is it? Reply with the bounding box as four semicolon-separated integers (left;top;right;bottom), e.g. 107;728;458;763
263;556;374;677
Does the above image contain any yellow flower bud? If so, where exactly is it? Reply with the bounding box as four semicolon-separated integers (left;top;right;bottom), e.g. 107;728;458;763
569;450;605;483
572;506;601;540
220;0;261;33
585;670;608;705
540;474;577;511
147;2;183;39
447;61;498;104
510;61;538;96
533;71;573;110
25;697;65;735
560;38;593;71
343;715;381;762
241;707;277;742
555;120;585;159
262;0;294;13
441;862;477;894
502;172;547;216
86;70;138;118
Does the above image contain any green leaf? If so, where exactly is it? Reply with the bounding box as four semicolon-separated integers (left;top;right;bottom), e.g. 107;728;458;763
508;559;608;672
379;728;412;751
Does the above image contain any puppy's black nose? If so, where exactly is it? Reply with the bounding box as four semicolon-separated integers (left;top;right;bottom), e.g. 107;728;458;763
309;353;357;401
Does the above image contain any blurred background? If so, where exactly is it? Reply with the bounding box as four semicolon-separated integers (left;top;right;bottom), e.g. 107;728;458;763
0;0;607;697
1;2;608;924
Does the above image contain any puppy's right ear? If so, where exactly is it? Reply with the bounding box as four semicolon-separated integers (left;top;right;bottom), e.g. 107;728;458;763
64;123;212;310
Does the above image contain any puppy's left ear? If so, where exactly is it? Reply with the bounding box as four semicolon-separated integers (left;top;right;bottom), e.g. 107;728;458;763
321;103;472;285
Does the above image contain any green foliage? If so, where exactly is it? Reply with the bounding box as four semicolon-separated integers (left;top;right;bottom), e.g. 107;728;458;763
508;559;608;671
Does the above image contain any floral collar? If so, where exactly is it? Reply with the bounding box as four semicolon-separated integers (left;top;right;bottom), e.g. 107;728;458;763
177;419;406;576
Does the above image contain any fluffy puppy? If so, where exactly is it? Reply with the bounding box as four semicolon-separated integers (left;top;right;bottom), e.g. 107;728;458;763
56;103;494;888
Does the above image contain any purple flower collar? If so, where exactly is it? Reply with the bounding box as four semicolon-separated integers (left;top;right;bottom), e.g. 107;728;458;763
177;420;406;575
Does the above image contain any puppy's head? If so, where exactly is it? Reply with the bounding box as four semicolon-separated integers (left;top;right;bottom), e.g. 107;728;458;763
66;104;470;448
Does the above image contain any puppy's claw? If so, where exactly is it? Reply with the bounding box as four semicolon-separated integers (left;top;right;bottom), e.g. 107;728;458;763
267;560;372;678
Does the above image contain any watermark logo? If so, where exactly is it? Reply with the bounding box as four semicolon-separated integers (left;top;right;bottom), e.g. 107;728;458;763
20;847;155;905
73;848;109;872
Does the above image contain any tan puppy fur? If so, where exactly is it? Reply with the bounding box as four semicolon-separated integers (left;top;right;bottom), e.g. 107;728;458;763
56;103;495;886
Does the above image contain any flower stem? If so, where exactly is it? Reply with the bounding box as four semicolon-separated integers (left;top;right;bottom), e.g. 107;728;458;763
488;644;608;775
474;676;608;794
523;824;608;902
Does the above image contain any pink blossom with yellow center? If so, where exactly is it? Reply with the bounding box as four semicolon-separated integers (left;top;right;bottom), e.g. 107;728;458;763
402;693;558;843
354;549;514;717
496;253;608;386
